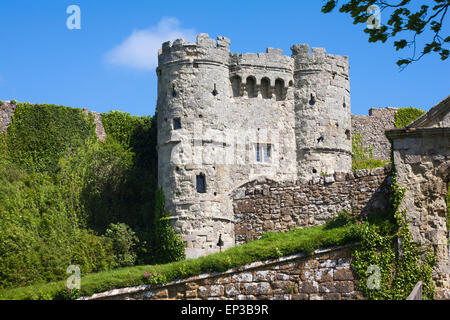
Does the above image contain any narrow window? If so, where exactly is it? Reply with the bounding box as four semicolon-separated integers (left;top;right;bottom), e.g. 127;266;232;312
256;144;261;162
173;118;181;130
309;93;316;105
246;76;257;98
172;84;177;98
345;129;351;140
275;79;285;101
212;83;218;96
196;174;206;193
263;145;271;163
261;78;271;99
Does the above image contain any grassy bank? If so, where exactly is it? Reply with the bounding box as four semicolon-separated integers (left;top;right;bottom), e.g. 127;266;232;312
0;212;394;300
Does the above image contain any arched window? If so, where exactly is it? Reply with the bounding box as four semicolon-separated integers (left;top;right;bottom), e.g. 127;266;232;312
196;174;206;193
309;93;316;105
231;76;241;97
261;78;271;99
246;76;257;98
275;79;285;101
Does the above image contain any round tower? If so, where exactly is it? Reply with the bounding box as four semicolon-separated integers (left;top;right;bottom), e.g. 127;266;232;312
156;34;234;259
291;44;352;181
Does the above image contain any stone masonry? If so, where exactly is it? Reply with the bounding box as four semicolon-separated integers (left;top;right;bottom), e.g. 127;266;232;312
156;34;352;258
386;95;450;299
233;166;391;244
0;101;16;133
81;245;363;300
351;107;397;160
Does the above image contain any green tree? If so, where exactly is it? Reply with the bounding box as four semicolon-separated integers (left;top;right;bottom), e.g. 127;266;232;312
151;188;185;264
104;223;139;268
321;0;449;68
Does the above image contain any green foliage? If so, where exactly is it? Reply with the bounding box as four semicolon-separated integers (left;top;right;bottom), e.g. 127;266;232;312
151;188;186;264
104;223;139;268
100;110;159;265
58;137;134;230
394;107;426;128
0;104;169;291
5;103;96;173
53;287;81;300
1;213;384;299
351;138;436;300
352;131;388;170
321;1;449;68
0;158;115;289
143;266;167;285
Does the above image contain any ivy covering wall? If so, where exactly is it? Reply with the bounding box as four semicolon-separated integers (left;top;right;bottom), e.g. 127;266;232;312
0;103;183;290
394;107;426;128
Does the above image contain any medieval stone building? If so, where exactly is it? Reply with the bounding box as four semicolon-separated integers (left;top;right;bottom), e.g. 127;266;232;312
156;34;352;258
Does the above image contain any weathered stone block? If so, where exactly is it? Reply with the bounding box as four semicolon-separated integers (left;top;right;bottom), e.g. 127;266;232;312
334;268;354;281
298;281;319;294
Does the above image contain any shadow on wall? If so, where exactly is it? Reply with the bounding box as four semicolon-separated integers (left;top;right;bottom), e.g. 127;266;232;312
232;166;392;244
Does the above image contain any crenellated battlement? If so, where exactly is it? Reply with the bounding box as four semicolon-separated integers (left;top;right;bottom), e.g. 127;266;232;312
158;33;231;67
291;44;349;75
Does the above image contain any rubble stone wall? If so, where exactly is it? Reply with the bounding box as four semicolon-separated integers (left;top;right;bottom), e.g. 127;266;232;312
81;245;363;300
388;127;449;297
232;166;391;244
351;107;397;160
0;101;16;133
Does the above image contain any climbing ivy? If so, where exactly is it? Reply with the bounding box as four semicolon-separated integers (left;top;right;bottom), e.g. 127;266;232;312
5;102;96;173
351;139;436;299
394;107;426;128
351;131;388;170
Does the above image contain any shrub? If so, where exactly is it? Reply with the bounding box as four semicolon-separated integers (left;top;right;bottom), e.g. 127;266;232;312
150;188;186;264
104;223;139;268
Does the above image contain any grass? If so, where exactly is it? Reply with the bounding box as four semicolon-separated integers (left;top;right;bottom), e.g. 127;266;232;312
0;212;395;300
352;159;389;171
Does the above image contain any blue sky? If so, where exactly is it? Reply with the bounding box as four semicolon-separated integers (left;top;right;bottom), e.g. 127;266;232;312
0;0;449;116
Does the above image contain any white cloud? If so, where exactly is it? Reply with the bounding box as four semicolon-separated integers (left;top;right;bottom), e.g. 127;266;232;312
105;17;196;71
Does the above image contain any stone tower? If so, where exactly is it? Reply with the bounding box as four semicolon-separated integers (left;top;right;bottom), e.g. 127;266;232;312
291;44;352;181
156;34;352;258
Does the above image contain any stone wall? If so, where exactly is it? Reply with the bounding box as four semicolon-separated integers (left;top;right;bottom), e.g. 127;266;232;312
351;107;397;160
82;109;106;141
232;166;391;244
387;126;449;298
0;101;16;133
81;245;363;300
